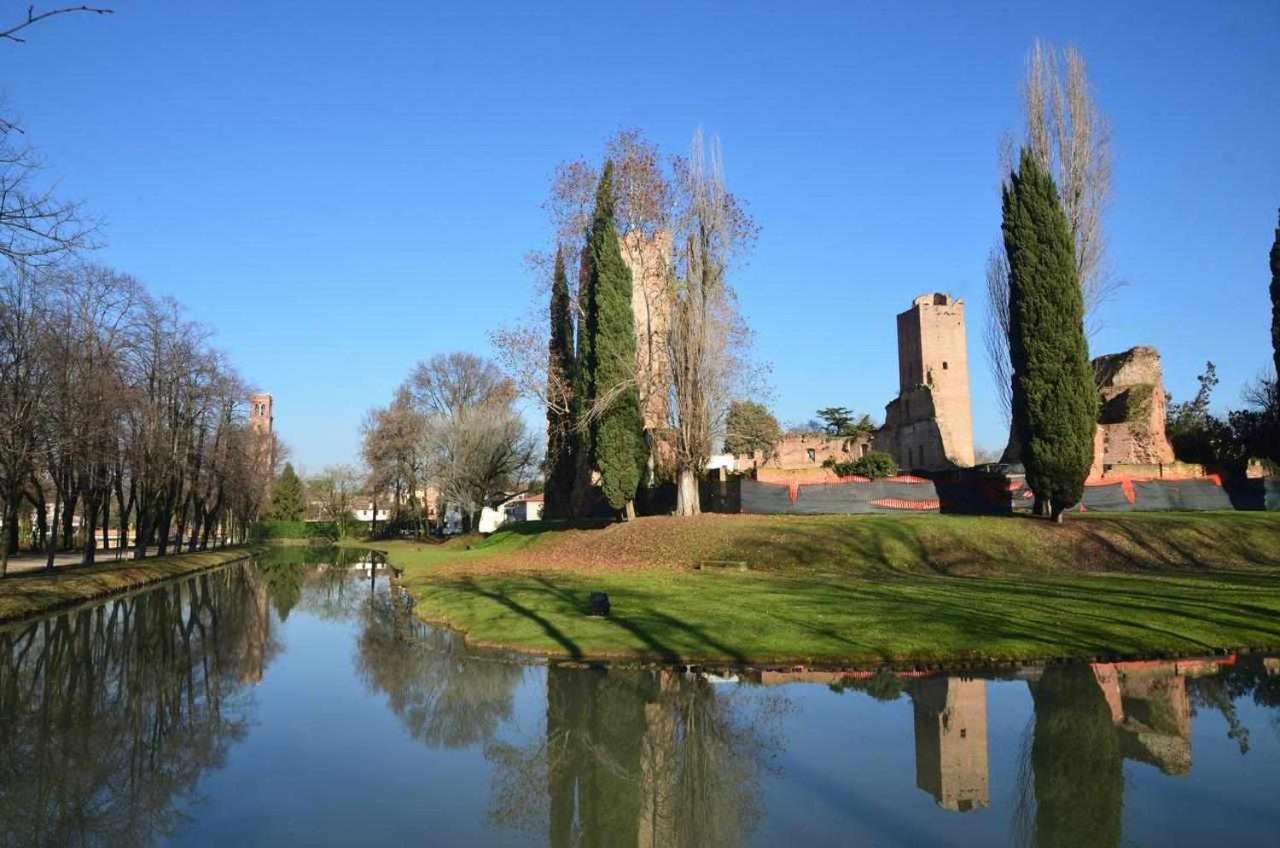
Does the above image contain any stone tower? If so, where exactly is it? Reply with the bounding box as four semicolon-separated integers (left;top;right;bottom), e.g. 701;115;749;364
874;294;975;469
619;230;673;433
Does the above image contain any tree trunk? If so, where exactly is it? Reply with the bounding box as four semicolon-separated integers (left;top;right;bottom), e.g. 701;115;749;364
4;498;17;557
60;488;76;551
1032;495;1046;517
101;497;110;552
675;468;700;517
81;491;99;567
1050;502;1065;523
45;494;60;570
623;499;636;522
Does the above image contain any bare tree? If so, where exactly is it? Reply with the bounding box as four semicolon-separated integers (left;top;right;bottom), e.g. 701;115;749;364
0;265;52;573
667;131;760;515
405;352;535;530
0;5;112;44
0;120;96;268
987;41;1116;429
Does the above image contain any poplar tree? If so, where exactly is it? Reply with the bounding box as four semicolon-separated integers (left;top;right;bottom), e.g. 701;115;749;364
543;248;576;519
1003;148;1097;522
588;162;646;518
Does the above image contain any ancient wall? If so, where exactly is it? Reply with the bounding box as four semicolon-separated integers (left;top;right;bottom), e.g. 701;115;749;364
736;432;874;482
875;294;975;470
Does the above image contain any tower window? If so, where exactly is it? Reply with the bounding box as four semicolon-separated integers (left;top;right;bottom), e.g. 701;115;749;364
942;361;948;370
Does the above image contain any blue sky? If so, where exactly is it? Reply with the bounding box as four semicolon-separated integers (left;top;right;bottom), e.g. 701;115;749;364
4;2;1277;470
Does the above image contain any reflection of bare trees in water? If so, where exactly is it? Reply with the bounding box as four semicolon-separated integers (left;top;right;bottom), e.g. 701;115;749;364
487;665;789;848
354;583;525;750
0;564;270;847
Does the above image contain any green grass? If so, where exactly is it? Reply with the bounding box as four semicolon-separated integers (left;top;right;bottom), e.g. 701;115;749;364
0;547;253;624
362;512;1280;664
409;569;1280;664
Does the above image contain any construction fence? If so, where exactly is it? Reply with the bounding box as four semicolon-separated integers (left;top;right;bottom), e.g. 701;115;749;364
714;472;1280;516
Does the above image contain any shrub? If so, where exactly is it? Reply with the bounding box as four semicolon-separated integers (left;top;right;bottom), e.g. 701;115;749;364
824;451;898;479
251;520;341;541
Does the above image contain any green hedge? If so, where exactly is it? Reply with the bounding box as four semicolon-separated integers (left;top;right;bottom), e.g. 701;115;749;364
250;520;340;541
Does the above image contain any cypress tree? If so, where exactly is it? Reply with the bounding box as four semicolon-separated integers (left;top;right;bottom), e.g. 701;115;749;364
588;162;646;518
544;248;576;519
1270;210;1279;381
568;239;596;518
1003;148;1098;522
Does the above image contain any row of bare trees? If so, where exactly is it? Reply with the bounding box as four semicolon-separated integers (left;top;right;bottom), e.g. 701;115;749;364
0;262;277;573
0;69;274;571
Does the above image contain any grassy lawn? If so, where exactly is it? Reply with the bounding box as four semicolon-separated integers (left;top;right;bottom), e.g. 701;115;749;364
0;547;252;624
356;512;1280;664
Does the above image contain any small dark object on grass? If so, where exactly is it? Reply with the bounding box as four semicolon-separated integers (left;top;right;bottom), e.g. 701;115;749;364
588;592;610;616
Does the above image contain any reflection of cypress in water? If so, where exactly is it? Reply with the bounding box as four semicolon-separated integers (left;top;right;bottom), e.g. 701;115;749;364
0;565;260;847
546;666;651;847
1029;665;1123;848
542;666;776;848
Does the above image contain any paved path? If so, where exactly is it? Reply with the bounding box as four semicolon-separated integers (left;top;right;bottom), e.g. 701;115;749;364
3;546;167;575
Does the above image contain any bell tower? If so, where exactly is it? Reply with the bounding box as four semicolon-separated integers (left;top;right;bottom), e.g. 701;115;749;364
249;393;273;435
249;392;275;474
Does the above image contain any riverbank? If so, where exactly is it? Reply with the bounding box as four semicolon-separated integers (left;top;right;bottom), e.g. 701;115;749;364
358;512;1280;664
0;547;253;624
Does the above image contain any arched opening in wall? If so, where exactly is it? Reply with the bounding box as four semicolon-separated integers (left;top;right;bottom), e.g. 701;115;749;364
942;361;948;370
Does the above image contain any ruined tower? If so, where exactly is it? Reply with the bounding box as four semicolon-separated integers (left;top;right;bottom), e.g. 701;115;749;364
874;294;975;469
619;230;673;433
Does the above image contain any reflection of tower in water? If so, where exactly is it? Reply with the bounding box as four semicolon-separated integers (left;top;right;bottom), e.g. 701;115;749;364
237;569;271;684
1091;660;1196;775
911;677;990;812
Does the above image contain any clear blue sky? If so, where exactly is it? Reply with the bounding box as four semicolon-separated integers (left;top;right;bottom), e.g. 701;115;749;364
4;1;1277;470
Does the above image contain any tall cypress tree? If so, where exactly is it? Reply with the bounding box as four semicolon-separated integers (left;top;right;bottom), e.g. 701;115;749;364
544;248;576;519
569;239;596;518
1003;148;1098;522
588;162;646;517
1270;209;1279;381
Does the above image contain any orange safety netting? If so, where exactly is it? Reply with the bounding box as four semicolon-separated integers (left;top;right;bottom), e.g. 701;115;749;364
870;498;942;511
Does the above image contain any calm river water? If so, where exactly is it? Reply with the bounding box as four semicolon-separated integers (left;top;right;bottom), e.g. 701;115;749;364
1;548;1277;847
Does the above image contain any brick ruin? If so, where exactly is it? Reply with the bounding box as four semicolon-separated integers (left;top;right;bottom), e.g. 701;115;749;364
874;293;976;470
1089;346;1178;477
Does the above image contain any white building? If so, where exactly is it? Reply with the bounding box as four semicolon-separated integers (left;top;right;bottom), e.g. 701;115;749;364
478;493;544;534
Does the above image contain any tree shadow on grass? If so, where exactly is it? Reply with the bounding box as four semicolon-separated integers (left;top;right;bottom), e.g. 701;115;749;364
448;576;584;660
526;575;751;664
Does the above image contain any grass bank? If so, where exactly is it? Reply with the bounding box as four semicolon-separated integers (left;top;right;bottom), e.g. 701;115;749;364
356;512;1280;665
0;547;252;624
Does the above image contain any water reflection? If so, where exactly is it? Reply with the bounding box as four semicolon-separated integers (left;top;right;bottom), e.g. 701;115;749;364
0;550;1277;847
0;566;269;846
356;584;523;749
